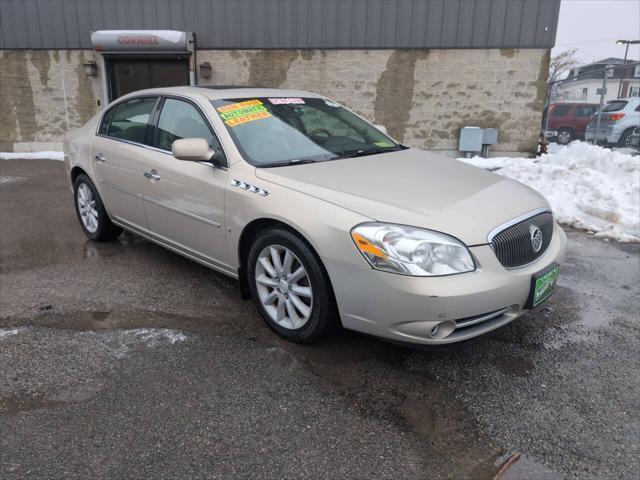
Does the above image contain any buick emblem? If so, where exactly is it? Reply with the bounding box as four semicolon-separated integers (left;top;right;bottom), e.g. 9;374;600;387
529;225;543;253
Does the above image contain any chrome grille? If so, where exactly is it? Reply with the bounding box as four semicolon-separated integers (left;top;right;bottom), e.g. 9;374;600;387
490;211;553;268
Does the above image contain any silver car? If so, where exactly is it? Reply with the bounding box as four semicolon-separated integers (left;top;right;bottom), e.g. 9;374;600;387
64;87;566;345
585;97;640;147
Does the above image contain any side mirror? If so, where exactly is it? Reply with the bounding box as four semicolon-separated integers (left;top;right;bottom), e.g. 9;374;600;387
172;138;215;162
374;124;388;135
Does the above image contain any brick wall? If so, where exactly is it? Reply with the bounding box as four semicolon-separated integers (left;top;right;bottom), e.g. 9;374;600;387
0;48;549;154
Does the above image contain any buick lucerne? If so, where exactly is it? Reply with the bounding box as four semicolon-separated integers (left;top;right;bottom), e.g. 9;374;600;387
64;87;566;345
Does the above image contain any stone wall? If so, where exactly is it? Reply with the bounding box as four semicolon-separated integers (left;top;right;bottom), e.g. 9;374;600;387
0;50;103;152
0;48;549;154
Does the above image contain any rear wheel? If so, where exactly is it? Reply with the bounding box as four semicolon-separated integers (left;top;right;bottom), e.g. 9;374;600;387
556;128;574;145
73;174;122;241
617;128;636;148
247;227;337;343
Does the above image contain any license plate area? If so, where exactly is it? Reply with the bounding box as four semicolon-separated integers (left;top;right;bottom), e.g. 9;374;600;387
526;263;559;309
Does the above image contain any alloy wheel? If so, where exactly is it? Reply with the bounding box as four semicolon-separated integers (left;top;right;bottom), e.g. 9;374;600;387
77;183;99;233
557;130;572;144
255;245;313;330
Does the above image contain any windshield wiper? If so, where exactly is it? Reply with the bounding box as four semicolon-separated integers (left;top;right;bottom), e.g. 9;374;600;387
258;158;319;168
337;147;401;158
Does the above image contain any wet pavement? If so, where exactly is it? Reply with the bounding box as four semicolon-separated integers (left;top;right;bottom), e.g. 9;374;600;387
1;159;639;479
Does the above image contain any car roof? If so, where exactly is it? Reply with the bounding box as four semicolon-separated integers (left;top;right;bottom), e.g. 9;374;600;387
116;86;324;102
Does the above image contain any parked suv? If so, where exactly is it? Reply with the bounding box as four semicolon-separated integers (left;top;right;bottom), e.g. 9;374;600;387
545;103;598;144
585;98;640;147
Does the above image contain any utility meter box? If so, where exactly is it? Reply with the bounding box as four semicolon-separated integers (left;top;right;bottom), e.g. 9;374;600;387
483;128;499;145
458;127;484;152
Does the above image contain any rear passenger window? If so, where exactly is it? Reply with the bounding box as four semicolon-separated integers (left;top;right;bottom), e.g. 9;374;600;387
155;98;220;152
105;97;157;144
576;106;595;117
550;105;571;117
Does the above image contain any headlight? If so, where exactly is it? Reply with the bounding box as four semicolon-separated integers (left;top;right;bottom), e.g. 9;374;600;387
351;223;475;276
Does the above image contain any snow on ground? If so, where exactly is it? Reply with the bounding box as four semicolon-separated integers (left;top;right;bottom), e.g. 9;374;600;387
459;142;640;242
0;175;19;185
0;328;27;340
85;328;189;359
0;151;64;161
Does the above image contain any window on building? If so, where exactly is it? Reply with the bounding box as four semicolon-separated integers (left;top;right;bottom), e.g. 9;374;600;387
155;98;221;153
103;97;157;144
596;87;608;95
629;86;640;97
606;66;614;78
582;87;588;96
634;66;640;78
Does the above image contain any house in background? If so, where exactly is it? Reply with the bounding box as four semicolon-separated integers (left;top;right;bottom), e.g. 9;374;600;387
553;57;640;104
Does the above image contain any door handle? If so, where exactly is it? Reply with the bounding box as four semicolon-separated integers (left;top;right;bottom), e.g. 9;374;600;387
144;170;161;181
94;153;106;162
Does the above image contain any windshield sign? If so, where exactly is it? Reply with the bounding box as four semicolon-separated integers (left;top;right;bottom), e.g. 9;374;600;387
211;97;402;167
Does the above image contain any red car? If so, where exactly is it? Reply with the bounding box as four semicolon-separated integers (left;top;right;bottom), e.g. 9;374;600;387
545;103;598;144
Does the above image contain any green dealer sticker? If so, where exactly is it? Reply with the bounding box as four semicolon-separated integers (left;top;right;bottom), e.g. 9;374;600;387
532;265;559;307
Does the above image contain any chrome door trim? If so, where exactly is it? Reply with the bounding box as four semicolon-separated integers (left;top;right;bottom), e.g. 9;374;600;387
487;207;552;244
142;195;222;228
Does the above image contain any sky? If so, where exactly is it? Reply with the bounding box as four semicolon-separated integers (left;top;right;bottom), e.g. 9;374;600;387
552;0;640;65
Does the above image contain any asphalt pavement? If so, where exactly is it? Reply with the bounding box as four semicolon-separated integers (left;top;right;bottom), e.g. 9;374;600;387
1;159;638;479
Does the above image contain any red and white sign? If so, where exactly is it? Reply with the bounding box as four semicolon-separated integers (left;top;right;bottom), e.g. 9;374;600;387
91;30;190;52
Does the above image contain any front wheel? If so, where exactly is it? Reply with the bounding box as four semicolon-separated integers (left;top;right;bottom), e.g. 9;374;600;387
556;128;574;145
247;228;338;343
73;174;122;241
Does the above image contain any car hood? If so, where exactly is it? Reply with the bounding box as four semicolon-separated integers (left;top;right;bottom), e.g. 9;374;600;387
255;149;549;245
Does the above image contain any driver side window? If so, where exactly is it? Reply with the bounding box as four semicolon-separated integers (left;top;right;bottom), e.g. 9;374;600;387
155;98;220;152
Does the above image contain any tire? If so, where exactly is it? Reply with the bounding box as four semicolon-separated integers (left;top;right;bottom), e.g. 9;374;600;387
617;128;636;148
556;128;574;145
247;227;338;343
73;174;122;241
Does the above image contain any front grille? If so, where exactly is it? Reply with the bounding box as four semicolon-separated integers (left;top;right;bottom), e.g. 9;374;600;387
490;211;553;268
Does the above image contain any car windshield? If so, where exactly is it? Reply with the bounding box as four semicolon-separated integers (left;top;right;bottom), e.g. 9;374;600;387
211;97;402;166
602;101;627;113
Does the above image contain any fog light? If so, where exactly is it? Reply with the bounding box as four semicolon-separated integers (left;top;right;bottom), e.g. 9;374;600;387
429;320;456;339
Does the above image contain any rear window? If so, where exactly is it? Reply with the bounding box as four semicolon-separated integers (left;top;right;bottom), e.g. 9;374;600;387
102;97;157;144
550;105;571;117
602;101;627;113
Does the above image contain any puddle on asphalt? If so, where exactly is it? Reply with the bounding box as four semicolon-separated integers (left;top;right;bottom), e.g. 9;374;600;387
0;384;102;417
257;335;522;479
4;308;209;333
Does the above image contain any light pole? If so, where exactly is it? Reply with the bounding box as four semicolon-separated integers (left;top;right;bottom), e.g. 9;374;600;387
616;40;640;98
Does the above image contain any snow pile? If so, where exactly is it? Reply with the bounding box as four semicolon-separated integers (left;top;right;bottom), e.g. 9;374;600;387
0;151;64;161
459;142;640;242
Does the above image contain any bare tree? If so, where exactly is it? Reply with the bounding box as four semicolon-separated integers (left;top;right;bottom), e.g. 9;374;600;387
549;49;579;84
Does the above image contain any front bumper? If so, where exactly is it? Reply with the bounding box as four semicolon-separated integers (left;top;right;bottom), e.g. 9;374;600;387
324;222;567;345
